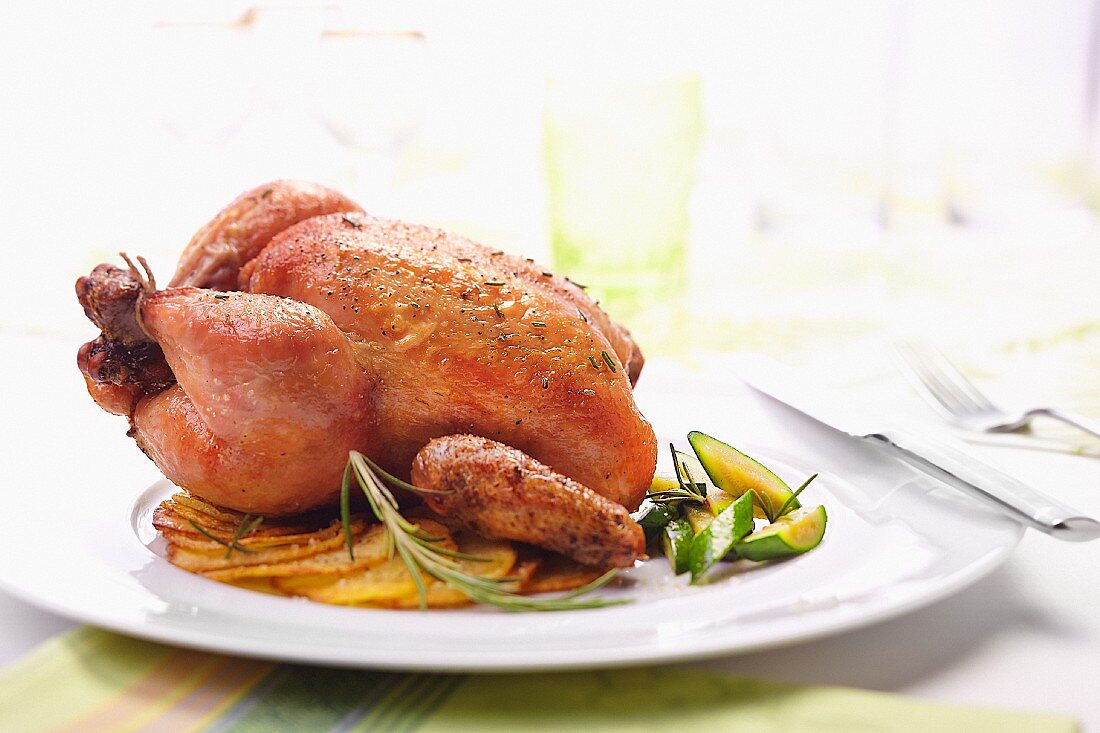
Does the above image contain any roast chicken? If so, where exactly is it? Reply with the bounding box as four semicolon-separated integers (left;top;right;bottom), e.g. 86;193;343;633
77;181;656;566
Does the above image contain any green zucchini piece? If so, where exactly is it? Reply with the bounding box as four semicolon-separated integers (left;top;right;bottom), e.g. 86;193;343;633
733;506;827;562
706;485;735;516
688;431;799;519
688;491;754;583
662;517;694;575
649;475;680;494
632;498;677;543
682;503;714;534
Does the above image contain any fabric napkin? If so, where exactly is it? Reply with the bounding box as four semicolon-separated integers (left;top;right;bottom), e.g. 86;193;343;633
0;627;1076;733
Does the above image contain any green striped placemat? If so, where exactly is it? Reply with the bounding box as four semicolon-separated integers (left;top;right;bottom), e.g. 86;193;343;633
0;628;1077;732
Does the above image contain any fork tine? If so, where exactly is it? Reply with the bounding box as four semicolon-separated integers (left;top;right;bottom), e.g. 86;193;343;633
911;344;996;413
894;342;970;417
894;342;995;419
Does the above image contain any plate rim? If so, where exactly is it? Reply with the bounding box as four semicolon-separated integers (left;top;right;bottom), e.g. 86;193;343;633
0;462;1023;671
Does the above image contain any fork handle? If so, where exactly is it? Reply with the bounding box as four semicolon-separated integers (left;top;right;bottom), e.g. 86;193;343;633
1034;408;1100;441
868;430;1100;542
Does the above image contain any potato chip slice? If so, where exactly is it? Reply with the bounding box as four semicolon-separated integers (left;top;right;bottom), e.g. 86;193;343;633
171;493;247;525
166;522;352;572
227;577;284;596
159;517;367;557
275;556;435;604
155;502;240;534
381;533;519;609
273;522;501;607
154;504;324;540
520;552;609;594
202;524;393;581
174;493;330;532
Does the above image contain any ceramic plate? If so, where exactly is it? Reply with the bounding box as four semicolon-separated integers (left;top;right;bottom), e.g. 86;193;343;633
0;355;1022;670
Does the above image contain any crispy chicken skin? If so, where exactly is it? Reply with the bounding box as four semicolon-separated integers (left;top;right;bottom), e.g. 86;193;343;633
133;289;375;515
245;211;655;509
77;181;657;549
412;435;645;567
171;180;361;291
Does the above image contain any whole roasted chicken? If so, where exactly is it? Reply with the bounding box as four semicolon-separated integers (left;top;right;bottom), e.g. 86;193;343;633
77;181;656;567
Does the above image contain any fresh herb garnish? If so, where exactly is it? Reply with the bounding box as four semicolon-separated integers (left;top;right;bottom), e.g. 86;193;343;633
601;351;617;372
646;444;709;507
767;473;818;523
531;321;547;328
589;356;600;369
188;514;263;558
341;451;625;611
484;280;505;287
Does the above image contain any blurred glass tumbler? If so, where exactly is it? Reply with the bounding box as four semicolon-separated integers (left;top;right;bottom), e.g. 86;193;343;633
543;77;702;317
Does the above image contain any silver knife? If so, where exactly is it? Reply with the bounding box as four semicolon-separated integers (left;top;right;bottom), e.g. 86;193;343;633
732;355;1100;542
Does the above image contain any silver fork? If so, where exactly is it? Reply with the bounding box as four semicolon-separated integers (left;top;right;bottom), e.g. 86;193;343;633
895;342;1100;441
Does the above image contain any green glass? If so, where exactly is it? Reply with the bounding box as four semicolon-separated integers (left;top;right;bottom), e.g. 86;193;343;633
543;76;703;320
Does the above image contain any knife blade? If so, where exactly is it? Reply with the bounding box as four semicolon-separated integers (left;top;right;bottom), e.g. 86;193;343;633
732;355;1100;542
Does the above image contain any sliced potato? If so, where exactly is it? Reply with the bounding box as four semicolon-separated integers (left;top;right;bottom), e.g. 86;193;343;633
155;491;547;610
154;504;324;540
274;523;456;602
155;502;240;535
161;519;366;557
201;524;395;581
227;577;285;596
166;523;354;572
520;552;609;594
275;555;438;604
381;532;519;609
171;493;247;525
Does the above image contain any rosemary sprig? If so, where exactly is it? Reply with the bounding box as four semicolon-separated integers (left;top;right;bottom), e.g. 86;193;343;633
759;473;818;523
647;444;709;507
601;350;617;372
341;462;355;561
343;451;627;612
188;514;263;558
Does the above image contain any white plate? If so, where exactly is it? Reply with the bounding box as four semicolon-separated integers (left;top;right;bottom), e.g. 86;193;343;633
0;357;1022;671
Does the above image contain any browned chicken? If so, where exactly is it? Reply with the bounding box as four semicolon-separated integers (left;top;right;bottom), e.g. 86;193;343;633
412;435;645;567
77;180;657;566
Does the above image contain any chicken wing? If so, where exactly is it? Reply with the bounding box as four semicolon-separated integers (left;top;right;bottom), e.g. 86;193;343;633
171;180;361;291
412;435;645;567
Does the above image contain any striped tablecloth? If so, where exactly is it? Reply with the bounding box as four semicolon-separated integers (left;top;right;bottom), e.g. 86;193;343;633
0;628;1076;733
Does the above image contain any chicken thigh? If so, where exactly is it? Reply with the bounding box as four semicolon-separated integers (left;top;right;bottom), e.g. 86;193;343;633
77;181;657;564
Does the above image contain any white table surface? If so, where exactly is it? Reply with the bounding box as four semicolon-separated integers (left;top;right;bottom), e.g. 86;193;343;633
3;336;1098;728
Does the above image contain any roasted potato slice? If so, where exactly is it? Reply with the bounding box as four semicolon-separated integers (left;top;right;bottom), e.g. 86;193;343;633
160;518;366;556
227;577;285;596
380;532;519;609
273;527;519;608
520;552;610;594
202;524;392;581
154;504;324;540
166;522;355;572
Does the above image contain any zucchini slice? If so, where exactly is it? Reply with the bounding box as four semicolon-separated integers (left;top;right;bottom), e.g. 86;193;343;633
733;506;827;561
688;431;799;519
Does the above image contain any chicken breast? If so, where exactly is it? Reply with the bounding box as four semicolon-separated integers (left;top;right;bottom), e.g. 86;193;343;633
243;211;656;509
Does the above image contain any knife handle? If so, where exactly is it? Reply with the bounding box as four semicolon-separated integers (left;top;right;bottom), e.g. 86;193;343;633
870;431;1100;542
